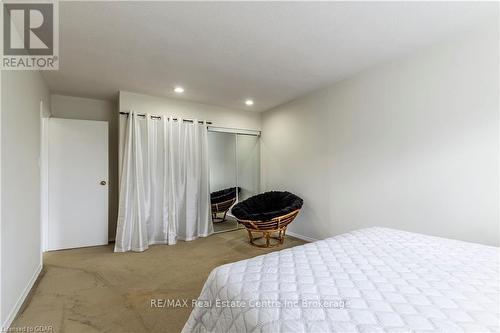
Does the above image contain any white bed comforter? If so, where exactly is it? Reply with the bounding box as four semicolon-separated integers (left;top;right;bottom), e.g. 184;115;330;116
182;227;499;333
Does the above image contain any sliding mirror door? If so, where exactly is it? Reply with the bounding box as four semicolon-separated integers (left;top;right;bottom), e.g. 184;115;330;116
236;134;260;201
208;131;239;233
208;130;261;234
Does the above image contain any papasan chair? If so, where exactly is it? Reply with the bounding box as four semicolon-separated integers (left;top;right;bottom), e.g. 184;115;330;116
231;191;303;248
210;187;240;222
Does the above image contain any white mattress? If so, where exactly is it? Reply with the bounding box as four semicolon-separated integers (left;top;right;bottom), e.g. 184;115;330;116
182;227;499;333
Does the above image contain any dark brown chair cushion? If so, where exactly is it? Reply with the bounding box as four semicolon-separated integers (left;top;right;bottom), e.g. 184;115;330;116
232;191;303;221
210;187;240;205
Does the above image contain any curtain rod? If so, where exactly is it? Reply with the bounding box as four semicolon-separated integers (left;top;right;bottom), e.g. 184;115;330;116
208;126;261;137
119;112;212;125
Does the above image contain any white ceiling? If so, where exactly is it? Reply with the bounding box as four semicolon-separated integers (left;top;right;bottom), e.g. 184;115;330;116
43;1;497;112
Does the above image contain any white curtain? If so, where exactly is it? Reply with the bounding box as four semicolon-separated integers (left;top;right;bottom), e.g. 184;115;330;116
115;113;213;252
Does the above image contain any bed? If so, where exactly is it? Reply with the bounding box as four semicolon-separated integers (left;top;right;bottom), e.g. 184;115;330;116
182;227;499;333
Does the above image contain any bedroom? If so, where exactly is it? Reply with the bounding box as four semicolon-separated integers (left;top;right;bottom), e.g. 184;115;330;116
1;1;498;332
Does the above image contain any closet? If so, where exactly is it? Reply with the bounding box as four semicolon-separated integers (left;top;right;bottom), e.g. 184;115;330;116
207;128;260;233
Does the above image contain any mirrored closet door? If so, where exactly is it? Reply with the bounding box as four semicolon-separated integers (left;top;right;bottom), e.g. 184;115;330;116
208;130;260;233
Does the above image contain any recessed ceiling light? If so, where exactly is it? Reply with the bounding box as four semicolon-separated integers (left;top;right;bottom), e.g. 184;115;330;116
174;86;184;93
245;99;254;106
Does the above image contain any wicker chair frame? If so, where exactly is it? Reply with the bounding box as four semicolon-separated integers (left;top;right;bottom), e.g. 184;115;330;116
236;209;300;248
211;198;236;222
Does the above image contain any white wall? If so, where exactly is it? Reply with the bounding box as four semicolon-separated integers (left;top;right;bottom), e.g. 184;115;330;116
1;70;50;328
50;95;118;240
262;23;499;246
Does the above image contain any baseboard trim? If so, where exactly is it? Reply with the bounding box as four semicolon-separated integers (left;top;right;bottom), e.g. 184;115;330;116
2;264;42;330
287;231;318;243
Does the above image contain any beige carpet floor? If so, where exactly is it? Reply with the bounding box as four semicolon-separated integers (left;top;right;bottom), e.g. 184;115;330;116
11;230;306;333
212;217;242;233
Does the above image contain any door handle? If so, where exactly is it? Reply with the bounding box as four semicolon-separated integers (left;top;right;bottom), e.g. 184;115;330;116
100;181;107;186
